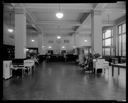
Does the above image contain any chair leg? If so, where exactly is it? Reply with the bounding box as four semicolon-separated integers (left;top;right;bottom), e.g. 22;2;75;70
95;69;97;74
22;69;24;78
30;67;32;75
28;67;30;75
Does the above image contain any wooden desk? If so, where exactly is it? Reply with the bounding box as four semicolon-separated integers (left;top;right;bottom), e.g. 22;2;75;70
111;63;126;76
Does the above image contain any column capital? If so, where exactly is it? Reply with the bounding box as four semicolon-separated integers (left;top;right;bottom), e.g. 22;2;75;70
94;10;102;15
91;9;102;15
14;7;26;14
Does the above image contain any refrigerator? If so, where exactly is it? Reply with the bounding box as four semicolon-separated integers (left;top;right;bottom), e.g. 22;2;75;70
3;60;12;79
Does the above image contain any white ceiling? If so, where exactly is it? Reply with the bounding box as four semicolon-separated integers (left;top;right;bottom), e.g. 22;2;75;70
4;2;126;37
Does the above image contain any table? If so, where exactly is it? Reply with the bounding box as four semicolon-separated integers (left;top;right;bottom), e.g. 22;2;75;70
111;63;126;76
11;59;35;78
111;58;118;64
11;65;24;78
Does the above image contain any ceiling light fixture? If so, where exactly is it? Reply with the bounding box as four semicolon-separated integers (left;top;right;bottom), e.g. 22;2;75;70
57;36;61;39
8;28;14;33
56;3;64;19
62;46;65;49
56;12;63;19
48;46;52;49
84;40;87;42
31;39;35;42
8;12;14;33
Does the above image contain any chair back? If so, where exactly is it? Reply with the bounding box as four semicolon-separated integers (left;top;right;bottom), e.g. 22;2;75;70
24;59;35;66
97;59;105;63
12;59;24;67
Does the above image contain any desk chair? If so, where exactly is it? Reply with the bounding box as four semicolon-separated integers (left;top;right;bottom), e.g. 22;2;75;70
12;59;25;78
24;59;35;75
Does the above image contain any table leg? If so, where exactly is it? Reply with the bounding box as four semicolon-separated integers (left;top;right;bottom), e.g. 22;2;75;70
112;66;114;77
118;67;120;75
30;67;32;75
22;69;24;78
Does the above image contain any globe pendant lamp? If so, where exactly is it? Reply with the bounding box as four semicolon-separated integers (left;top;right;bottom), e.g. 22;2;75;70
8;12;14;33
56;3;63;19
56;12;63;19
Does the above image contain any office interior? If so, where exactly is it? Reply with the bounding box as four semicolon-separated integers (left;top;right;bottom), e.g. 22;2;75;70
3;2;126;100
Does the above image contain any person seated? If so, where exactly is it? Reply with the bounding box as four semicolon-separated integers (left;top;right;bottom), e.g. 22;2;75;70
84;55;93;72
31;56;39;64
78;53;85;69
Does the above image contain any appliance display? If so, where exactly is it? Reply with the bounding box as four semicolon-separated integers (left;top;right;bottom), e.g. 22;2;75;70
3;60;12;79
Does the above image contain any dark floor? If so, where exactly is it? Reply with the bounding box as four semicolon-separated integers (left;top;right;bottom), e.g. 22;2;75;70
3;61;126;100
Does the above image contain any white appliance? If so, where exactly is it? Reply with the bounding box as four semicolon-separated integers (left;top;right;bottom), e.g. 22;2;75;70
93;59;109;74
3;60;12;79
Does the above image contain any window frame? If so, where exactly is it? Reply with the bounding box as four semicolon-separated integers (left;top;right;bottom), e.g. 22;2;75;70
118;23;126;57
102;28;113;56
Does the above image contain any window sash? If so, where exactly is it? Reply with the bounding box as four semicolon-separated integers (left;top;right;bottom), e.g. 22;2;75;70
122;34;126;56
104;48;110;56
122;23;126;33
118;23;126;57
102;29;113;56
105;38;111;46
119;35;122;56
118;25;122;34
105;30;112;38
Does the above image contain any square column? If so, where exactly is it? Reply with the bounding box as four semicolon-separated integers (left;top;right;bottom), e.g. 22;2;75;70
15;9;26;59
91;10;102;55
38;34;43;55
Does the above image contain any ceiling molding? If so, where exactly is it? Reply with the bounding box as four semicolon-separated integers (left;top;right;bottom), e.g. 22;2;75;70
77;28;91;32
44;30;75;33
102;20;115;25
23;4;93;13
36;20;81;26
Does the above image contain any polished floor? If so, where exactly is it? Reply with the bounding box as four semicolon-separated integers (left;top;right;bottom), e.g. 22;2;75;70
3;61;126;100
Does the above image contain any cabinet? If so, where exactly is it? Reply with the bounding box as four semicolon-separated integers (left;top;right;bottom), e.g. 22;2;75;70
3;60;12;79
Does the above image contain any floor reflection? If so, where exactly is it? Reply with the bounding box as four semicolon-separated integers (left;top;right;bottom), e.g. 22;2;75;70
3;62;126;100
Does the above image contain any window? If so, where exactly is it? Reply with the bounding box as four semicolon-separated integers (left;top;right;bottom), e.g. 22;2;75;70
119;35;121;56
122;34;126;56
111;48;113;56
102;29;113;56
119;25;121;34
105;30;111;38
118;23;126;57
105;48;110;55
122;23;126;33
105;38;111;46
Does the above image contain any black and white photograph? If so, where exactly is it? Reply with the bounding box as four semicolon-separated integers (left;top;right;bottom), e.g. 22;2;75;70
2;2;126;101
